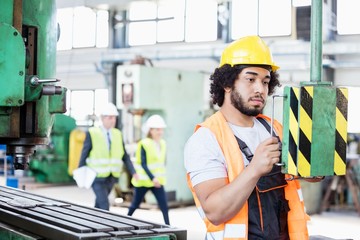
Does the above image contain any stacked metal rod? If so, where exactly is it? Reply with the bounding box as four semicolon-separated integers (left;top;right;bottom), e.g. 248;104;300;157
0;186;186;240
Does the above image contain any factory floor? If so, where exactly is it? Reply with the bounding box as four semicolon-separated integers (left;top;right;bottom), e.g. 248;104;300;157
9;181;358;240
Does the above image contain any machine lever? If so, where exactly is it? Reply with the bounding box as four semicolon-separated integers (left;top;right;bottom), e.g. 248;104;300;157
30;76;60;86
271;94;286;167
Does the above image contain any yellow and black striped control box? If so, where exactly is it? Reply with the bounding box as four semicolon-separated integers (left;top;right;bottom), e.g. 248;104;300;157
281;86;348;177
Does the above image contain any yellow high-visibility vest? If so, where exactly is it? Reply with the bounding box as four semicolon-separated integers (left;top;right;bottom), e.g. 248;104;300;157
87;127;124;178
131;138;166;187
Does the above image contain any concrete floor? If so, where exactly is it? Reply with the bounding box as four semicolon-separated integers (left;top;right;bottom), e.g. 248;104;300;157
21;184;360;240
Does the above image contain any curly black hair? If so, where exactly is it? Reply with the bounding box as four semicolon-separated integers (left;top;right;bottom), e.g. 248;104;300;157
209;64;281;107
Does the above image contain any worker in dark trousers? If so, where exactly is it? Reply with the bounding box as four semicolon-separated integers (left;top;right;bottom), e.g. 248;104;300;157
184;36;324;239
127;115;170;225
78;102;138;210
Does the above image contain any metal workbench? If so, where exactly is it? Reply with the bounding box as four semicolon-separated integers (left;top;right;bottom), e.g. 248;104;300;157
0;186;186;239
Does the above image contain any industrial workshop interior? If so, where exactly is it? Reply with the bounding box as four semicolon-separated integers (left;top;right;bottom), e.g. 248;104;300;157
1;0;360;239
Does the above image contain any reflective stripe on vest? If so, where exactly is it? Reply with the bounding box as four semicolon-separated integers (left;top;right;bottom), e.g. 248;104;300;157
195;205;247;239
87;127;124;178
131;138;166;187
206;224;247;239
186;111;309;240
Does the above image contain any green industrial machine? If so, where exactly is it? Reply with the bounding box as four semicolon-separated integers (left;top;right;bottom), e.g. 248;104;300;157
280;0;348;178
29;114;76;183
116;65;208;204
0;0;66;170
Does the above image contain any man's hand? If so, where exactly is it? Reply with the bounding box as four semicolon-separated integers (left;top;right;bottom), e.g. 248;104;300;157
250;137;281;176
152;177;161;188
132;173;140;181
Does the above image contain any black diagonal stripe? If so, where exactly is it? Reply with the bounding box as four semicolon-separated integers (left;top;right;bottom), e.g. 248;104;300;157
288;87;299;167
335;130;346;166
299;129;311;164
290;88;299;119
289;132;298;166
336;88;348;120
300;87;313;119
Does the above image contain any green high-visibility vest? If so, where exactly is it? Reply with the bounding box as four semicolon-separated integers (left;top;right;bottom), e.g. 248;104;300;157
87;127;124;178
131;138;166;187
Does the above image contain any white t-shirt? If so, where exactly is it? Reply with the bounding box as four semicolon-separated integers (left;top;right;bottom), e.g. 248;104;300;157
184;118;274;187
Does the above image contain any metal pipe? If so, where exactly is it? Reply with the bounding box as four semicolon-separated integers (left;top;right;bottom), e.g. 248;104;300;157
270;94;285;136
271;94;286;167
310;0;323;83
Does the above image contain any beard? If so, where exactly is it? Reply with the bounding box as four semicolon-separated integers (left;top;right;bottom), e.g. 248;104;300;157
230;90;264;116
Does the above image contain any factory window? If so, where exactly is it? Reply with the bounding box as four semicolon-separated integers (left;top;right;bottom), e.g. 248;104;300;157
337;0;360;35
96;10;110;48
57;7;109;50
73;7;97;48
128;0;217;46
69;90;94;126
157;0;185;42
68;89;109;127
292;0;311;7
185;0;218;42
347;87;360;132
94;89;111;117
231;0;291;39
128;1;157;45
57;8;73;50
128;0;186;45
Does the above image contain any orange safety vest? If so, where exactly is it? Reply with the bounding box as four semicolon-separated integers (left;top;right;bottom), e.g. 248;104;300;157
186;111;309;240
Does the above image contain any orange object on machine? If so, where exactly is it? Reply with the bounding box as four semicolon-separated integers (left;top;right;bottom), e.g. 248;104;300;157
68;129;86;176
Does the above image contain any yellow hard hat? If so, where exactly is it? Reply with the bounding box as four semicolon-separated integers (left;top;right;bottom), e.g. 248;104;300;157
219;35;279;71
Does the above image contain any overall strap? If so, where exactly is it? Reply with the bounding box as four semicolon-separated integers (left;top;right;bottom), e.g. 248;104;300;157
234;136;253;162
256;117;275;136
234;116;276;162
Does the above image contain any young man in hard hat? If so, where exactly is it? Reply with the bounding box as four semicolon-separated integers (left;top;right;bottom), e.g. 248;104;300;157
184;36;322;239
128;114;170;225
78;102;138;210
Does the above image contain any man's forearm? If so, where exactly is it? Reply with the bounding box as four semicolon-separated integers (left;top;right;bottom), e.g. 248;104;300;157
194;165;260;225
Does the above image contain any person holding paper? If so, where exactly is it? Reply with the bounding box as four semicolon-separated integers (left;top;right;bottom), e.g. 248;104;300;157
78;102;138;210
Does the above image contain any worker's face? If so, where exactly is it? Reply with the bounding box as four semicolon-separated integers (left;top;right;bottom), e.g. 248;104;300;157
149;128;164;141
230;67;270;116
101;115;117;129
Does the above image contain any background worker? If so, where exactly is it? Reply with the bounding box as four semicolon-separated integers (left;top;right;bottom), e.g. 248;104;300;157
184;36;322;239
78;102;138;211
127;114;170;225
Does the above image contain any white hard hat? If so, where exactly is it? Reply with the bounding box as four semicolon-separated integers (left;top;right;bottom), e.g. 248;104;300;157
100;102;119;116
142;114;166;134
